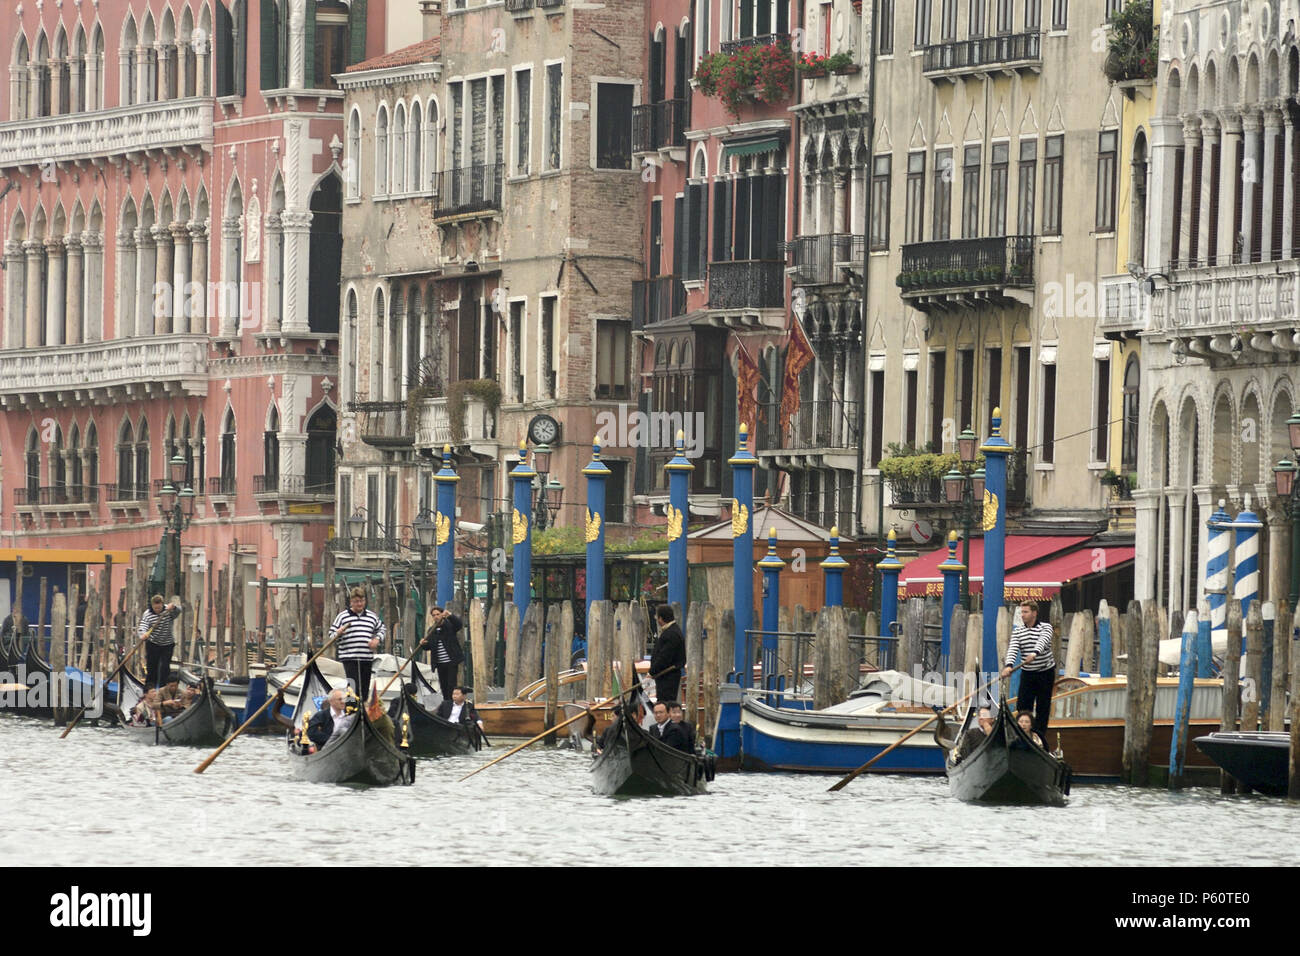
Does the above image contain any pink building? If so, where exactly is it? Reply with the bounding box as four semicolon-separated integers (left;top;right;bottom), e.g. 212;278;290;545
0;0;384;633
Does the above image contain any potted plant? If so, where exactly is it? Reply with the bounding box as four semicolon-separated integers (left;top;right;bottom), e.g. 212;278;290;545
1099;468;1120;485
826;52;859;74
696;41;796;117
1104;0;1157;83
896;271;907;287
796;52;829;77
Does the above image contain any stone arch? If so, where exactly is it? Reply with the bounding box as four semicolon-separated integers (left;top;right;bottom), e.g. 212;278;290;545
1166;66;1182;116
1247;51;1261;103
1239;387;1263;486
1202;57;1217;110
1269;381;1297;477
1176;392;1201;486
1265;47;1281;100
1186;62;1200;114
1210;384;1235;486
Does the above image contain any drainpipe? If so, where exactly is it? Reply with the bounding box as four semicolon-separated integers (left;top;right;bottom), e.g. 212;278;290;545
859;0;878;607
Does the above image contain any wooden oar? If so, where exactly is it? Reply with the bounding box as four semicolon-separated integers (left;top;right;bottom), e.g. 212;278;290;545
827;663;1023;793
60;610;169;739
458;666;677;782
193;634;339;774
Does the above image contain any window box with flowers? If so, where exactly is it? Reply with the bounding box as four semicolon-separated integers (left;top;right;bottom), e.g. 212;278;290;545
1103;0;1157;84
695;41;796;117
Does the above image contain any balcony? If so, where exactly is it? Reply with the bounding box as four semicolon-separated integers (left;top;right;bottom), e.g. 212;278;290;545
504;0;533;11
755;399;860;471
1100;273;1148;341
785;234;865;286
0;98;214;170
0;335;208;410
208;476;238;498
538;0;564;8
922;32;1042;80
632;276;687;331
349;401;414;447
884;450;1029;509
152;477;203;497
707;259;786;312
414;394;498;451
1152;260;1300;362
433;163;503;220
632;99;687;154
898;235;1035;312
721;33;790;54
253;474;334;498
38;484;100;508
107;481;150;506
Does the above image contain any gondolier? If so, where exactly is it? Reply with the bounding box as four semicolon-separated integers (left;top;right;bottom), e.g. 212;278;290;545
329;587;384;699
422;607;464;698
139;595;181;688
1000;602;1055;742
650;605;686;704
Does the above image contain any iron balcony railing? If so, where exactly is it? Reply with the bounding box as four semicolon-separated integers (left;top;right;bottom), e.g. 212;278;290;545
107;481;150;502
632;276;687;331
209;475;237;497
632;98;687;153
885;450;1029;507
254;474;334;495
784;234;866;285
14;487;39;506
349;400;415;447
707;259;786;310
899;235;1035;292
757;400;860;452
37;484;100;505
721;32;790;54
504;0;533;10
922;31;1042;74
537;0;563;8
433;163;503;216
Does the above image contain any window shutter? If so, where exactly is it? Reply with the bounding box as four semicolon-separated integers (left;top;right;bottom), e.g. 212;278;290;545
349;0;369;67
696;184;709;279
673;194;685;278
280;0;291;87
1232;140;1243;259
234;0;247;97
1188;143;1202;264
712;180;728;265
1170;147;1183;264
1272;129;1285;260
734;177;750;261
303;0;317;89
260;0;280;91
1206;142;1220;264
215;1;234;96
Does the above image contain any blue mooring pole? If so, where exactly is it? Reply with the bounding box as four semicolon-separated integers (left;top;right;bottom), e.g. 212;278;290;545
877;530;904;670
980;407;1012;690
757;526;784;708
1098;602;1113;678
665;429;693;613
821;525;848;609
1168;606;1199;785
938;530;964;676
510;441;535;630
434;444;458;608
729;424;756;685
582;442;610;624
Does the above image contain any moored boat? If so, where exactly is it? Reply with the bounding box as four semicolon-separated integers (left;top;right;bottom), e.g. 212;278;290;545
1194;732;1292;796
590;705;711;796
941;697;1071;806
477;668;590;738
117;670;235;746
286;660;415;786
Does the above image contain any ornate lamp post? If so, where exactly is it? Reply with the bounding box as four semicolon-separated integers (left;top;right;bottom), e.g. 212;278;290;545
532;443;553;530
412;507;436;617
941;425;986;609
1272;407;1300;605
157;453;196;597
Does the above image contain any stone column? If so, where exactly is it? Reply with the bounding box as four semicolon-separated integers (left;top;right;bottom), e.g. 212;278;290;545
265;214;283;334
1133;488;1161;602
189;222;208;335
3;239;23;347
8;68;23;120
157;43;172;99
832;169;848;236
51;58;64;116
1266;501;1290;606
27;65;39;116
1193;484;1218;602
117;230;137;337
1284;104;1297;258
64;234;84;346
1147;115;1184;272
153;225;173;335
171;221;191;328
69;59;83;112
289;0;307;90
219;218;240;338
1262;106;1283;261
24;240;43;346
136;46;150;104
1166;491;1185;615
1218;112;1242;265
82;231;103;341
1241;110;1262;263
1179;118;1200;266
279;210;312;334
119;51;132;103
45;238;66;347
177;43;190;97
135;226;155;336
1198;117;1218;265
85;53;99;110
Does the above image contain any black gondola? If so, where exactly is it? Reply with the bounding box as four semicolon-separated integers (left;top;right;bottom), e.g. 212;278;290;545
389;664;483;757
286;660;415;786
938;696;1071;806
1194;732;1291;796
18;637;55;720
590;704;712;796
117;669;235;746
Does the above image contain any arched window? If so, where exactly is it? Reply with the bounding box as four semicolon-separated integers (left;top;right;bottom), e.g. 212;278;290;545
305;405;337;495
346;288;359;401
1130;131;1148;269
56;29;70;115
13;36;30;121
1121;354;1140;473
121;17;138;106
263;405;280;489
425;100;439;191
164;416;178;473
36;32;52;117
393;103;407;193
26;429;41;501
182;417;193;488
69;425;83;498
220;409;236;493
86;422;99;489
117;420;135;499
51;426;66;501
372;287;387;400
135;418;151;498
197;416;206;488
346;109;362;199
375;105;389;195
308;173;343;333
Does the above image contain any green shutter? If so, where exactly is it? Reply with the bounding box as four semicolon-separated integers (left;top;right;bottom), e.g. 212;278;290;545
259;0;280;91
303;0;317;89
348;0;369;68
214;2;233;96
280;0;290;88
234;0;247;97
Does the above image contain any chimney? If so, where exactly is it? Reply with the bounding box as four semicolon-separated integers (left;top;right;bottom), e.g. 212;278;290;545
419;0;442;41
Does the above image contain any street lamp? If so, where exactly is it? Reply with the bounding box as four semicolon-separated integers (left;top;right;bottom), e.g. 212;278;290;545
1273;408;1300;604
942;426;984;609
347;509;366;547
156;453;196;598
533;444;559;530
412;507;436;618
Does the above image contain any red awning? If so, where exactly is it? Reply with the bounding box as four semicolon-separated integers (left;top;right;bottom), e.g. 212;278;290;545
1002;545;1136;600
898;535;1091;597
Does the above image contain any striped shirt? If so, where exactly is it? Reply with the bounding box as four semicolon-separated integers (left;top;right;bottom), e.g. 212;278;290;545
330;608;385;660
138;607;178;646
1005;621;1055;672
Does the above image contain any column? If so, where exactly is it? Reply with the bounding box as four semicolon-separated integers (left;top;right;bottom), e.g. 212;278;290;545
1132;489;1161;602
152;224;173;335
1265;502;1291;611
135;226;154;336
1217;112;1242;264
82;232;103;341
832;169;848;235
44;238;66;347
8;68;22;120
1262;107;1282;261
85;52;99;110
117;231;137;337
1240;110;1261;262
170;221;191;329
3;240;23;347
1147;115;1185;270
176;43;190;97
27;65;39;116
156;43;172;100
1179;118;1200;266
219;218;239;338
1166;492;1185;614
1283;105;1296;258
264;214;283;333
189;222;208;335
1198;118;1218;264
68;58;82;112
119;51;132;104
51;58;64;116
279;210;311;334
434;445;459;608
1193;484;1216;602
64;234;84;346
583;443;610;623
24;241;43;346
136;46;150;103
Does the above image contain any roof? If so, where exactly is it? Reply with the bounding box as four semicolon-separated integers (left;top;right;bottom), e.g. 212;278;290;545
897;535;1134;599
346;37;440;73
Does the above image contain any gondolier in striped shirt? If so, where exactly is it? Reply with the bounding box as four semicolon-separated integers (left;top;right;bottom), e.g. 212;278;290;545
1000;601;1055;742
139;595;181;689
329;587;385;699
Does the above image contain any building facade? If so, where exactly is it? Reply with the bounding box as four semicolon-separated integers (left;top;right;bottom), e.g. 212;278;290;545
0;0;384;626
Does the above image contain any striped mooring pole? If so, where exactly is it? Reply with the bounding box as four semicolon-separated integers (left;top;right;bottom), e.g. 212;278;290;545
1232;496;1263;653
1204;499;1232;646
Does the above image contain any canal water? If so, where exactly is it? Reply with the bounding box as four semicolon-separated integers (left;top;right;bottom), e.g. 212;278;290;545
1;717;1294;867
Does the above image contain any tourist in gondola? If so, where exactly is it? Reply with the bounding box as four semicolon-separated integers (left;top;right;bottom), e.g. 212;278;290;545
328;587;384;699
307;688;355;749
954;706;995;763
159;674;187;719
650;605;686;704
668;701;696;751
139;595;181;689
1000;601;1056;742
435;686;484;732
1016;711;1044;748
131;688;161;726
650;700;691;753
422;606;464;699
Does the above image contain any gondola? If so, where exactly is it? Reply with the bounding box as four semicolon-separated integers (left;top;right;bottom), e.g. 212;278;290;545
590;703;712;796
937;696;1071;806
117;669;235;746
1194;732;1292;796
18;636;55;720
388;662;482;757
286;660;415;786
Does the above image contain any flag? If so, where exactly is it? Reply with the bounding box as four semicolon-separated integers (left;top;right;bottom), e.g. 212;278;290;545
736;340;760;436
781;315;815;430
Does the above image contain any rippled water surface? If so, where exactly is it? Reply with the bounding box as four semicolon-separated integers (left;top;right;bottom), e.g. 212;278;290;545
2;717;1295;866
